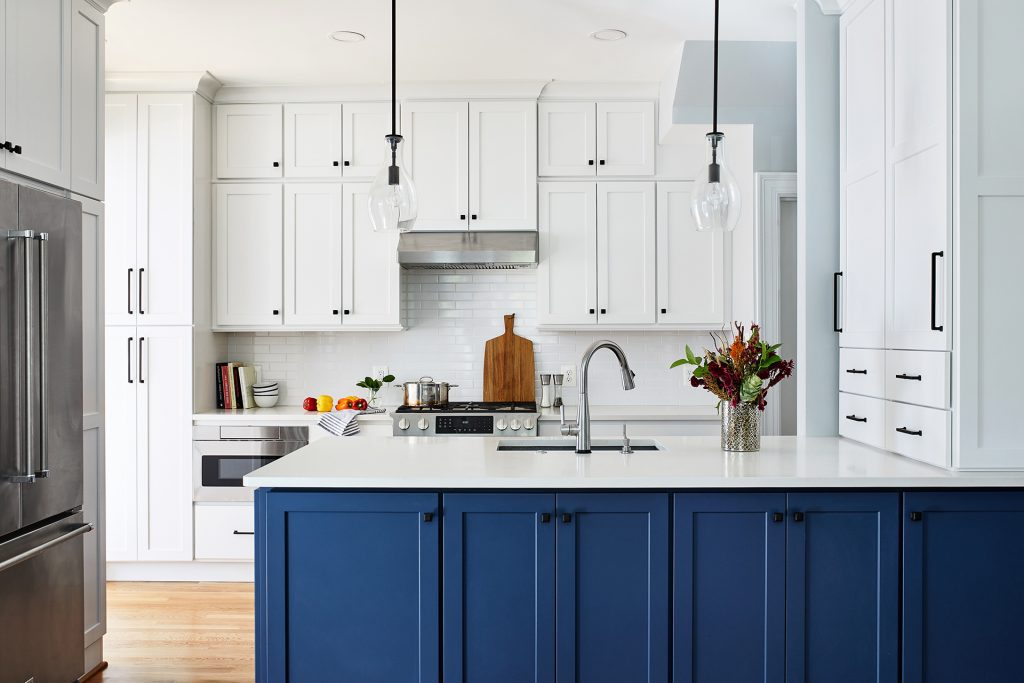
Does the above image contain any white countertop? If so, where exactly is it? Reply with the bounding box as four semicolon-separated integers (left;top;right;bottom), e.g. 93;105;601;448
243;435;1024;489
193;406;393;424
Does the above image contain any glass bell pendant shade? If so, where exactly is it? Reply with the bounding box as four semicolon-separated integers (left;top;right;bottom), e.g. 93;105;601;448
368;134;418;233
690;132;741;232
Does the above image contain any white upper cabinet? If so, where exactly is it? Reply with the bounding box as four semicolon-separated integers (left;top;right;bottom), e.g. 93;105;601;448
402;100;469;230
538;101;655;177
468;100;537;230
656;182;725;327
886;0;951;351
839;0;886;349
538;182;597;326
597;182;656;324
215;183;283;326
2;0;70;187
342;183;401;327
216;104;283;178
597;101;656;176
70;0;104;200
342;102;391;177
284;103;342;178
538;102;597;176
283;183;342;326
104;93;138;326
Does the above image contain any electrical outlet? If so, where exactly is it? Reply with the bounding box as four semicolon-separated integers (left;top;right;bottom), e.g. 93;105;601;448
372;366;390;383
560;365;577;388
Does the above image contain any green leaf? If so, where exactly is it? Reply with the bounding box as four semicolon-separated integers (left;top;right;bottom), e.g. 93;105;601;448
670;358;690;369
383;374;395;383
686;345;697;364
693;366;707;379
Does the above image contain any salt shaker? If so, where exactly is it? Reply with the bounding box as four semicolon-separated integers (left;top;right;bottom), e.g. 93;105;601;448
540;374;553;408
552;374;564;408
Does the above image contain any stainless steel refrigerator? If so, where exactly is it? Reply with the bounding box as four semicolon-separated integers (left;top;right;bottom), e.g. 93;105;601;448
0;178;90;682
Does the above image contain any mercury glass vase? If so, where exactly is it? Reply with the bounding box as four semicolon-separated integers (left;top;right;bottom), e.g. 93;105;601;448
721;401;761;452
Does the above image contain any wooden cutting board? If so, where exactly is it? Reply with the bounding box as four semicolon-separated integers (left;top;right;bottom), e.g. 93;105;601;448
483;314;535;402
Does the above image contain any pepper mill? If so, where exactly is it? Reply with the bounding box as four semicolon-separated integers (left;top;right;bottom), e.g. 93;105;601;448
552;374;564;408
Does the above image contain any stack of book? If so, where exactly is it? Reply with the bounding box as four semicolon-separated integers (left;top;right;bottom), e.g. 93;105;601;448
216;362;259;410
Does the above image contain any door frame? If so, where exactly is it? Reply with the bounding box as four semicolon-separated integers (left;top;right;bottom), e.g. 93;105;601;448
755;172;798;436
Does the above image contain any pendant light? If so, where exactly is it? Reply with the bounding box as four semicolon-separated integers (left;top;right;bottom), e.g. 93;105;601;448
368;0;417;233
690;0;740;232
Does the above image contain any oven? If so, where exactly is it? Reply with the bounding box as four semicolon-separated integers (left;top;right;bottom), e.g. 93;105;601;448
193;425;308;502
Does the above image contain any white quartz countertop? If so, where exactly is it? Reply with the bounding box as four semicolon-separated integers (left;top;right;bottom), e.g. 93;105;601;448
243;435;1024;489
193;406;393;424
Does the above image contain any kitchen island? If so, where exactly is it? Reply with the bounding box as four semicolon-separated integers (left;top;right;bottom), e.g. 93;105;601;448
246;436;1024;683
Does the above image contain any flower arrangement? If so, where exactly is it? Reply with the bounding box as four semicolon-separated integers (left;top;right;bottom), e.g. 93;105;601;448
671;323;794;410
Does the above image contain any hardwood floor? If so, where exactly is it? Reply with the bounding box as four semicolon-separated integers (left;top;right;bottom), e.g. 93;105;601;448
94;582;255;683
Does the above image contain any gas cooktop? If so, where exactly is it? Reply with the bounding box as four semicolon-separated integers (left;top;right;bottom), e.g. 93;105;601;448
395;401;537;414
393;401;539;436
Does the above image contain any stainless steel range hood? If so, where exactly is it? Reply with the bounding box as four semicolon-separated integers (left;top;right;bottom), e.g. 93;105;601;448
397;231;538;269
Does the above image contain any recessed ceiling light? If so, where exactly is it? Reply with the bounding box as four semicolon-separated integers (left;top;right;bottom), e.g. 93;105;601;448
590;29;628;41
329;30;366;43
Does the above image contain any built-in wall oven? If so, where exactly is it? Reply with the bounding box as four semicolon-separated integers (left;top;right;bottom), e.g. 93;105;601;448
193;425;308;502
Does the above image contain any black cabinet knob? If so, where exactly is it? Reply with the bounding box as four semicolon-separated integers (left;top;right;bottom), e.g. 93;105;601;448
909;511;922;522
539;513;551;524
343;309;350;315
661;308;667;314
344;160;351;166
600;308;606;314
772;512;784;523
272;309;279;315
272;161;280;167
561;512;572;524
13;144;21;154
471;214;478;220
599;159;606;165
460;214;466;220
333;161;340;167
588;159;594;165
333;309;339;315
589;308;595;314
422;512;433;523
793;512;805;522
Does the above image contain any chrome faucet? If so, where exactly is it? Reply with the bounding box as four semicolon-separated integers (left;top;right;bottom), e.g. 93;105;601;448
560;340;636;453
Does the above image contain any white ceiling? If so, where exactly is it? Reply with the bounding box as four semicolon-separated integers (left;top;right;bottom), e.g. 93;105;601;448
105;0;797;87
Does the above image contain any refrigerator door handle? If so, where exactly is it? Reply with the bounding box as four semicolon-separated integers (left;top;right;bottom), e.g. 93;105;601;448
0;522;92;573
34;232;49;478
5;229;35;483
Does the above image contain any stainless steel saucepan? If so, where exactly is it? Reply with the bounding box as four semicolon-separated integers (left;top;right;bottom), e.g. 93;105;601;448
401;376;459;406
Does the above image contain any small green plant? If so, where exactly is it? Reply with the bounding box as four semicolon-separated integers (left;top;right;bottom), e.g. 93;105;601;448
356;374;395;393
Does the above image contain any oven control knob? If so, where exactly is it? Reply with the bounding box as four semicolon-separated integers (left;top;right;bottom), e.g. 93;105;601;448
496;418;508;431
398;418;410;431
524;418;536;430
417;418;430;431
510;419;522;431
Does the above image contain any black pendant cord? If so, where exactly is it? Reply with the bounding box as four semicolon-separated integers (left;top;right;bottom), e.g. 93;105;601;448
712;0;719;135
391;0;396;136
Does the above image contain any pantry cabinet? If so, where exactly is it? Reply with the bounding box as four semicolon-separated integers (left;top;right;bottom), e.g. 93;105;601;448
538;101;655;177
215;104;283;178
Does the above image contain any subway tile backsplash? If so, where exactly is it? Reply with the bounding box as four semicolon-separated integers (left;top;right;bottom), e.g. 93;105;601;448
225;269;716;408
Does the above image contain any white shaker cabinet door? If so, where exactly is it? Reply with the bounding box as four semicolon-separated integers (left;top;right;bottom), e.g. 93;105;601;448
342;102;391;178
215;184;284;327
136;94;193;326
596;101;655;177
70;0;104;200
103;327;137;562
468;100;537;230
538;101;596;177
283;183;342;327
342;183;401;327
538;182;597;326
656;182;726;327
104;94;138;326
284;103;342;178
401;100;469;230
597;182;656;324
134;326;193;561
840;173;886;349
215;104;283;178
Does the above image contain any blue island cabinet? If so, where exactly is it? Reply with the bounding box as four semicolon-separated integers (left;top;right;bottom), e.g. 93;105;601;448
254;490;440;683
903;492;1024;683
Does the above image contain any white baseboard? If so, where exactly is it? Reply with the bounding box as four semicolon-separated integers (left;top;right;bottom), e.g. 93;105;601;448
107;561;254;582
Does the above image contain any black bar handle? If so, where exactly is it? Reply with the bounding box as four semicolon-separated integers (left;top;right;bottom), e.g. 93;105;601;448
127;268;133;314
561;512;572;524
793;512;805;522
845;368;867;375
895;373;922;381
896;427;923;436
138;268;145;314
138;337;145;384
772;512;784;523
539;513;551;524
833;271;843;332
909;511;922;522
930;251;944;331
845;415;868;423
127;336;133;384
232;530;255;535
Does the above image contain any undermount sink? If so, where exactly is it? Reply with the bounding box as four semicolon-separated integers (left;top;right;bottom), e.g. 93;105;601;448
497;438;664;452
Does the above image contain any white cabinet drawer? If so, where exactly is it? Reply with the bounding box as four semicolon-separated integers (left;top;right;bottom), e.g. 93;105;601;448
838;348;885;398
885;402;950;469
194;504;255;561
838;392;886;449
884;350;949;408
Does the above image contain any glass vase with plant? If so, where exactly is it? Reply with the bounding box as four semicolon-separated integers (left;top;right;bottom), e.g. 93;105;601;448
356;374;395;408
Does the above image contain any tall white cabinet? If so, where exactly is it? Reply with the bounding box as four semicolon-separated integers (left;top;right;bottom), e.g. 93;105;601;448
837;0;1023;470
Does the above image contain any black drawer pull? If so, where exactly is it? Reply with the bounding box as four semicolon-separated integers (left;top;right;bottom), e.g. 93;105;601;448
909;511;922;522
845;415;868;423
793;512;805;523
896;427;923;437
422;512;433;523
561;512;572;524
539;513;551;524
772;512;784;523
232;530;254;536
895;373;922;381
845;368;867;375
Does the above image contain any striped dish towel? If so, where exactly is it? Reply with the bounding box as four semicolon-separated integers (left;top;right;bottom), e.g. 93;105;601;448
318;407;387;436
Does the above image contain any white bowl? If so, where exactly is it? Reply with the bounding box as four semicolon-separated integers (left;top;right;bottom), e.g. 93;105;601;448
254;395;279;408
253;389;279;395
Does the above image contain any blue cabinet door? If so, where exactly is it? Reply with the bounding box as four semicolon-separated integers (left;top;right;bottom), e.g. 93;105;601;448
556;493;669;683
903;491;1024;683
674;493;786;683
255;490;440;683
443;493;555;683
786;492;899;683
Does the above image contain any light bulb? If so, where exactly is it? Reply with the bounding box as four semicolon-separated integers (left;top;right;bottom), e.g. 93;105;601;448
368;135;418;233
691;132;740;232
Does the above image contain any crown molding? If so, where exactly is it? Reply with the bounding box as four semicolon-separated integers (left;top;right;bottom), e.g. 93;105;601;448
105;71;223;101
810;0;846;15
214;80;548;104
539;81;660;100
86;0;126;12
